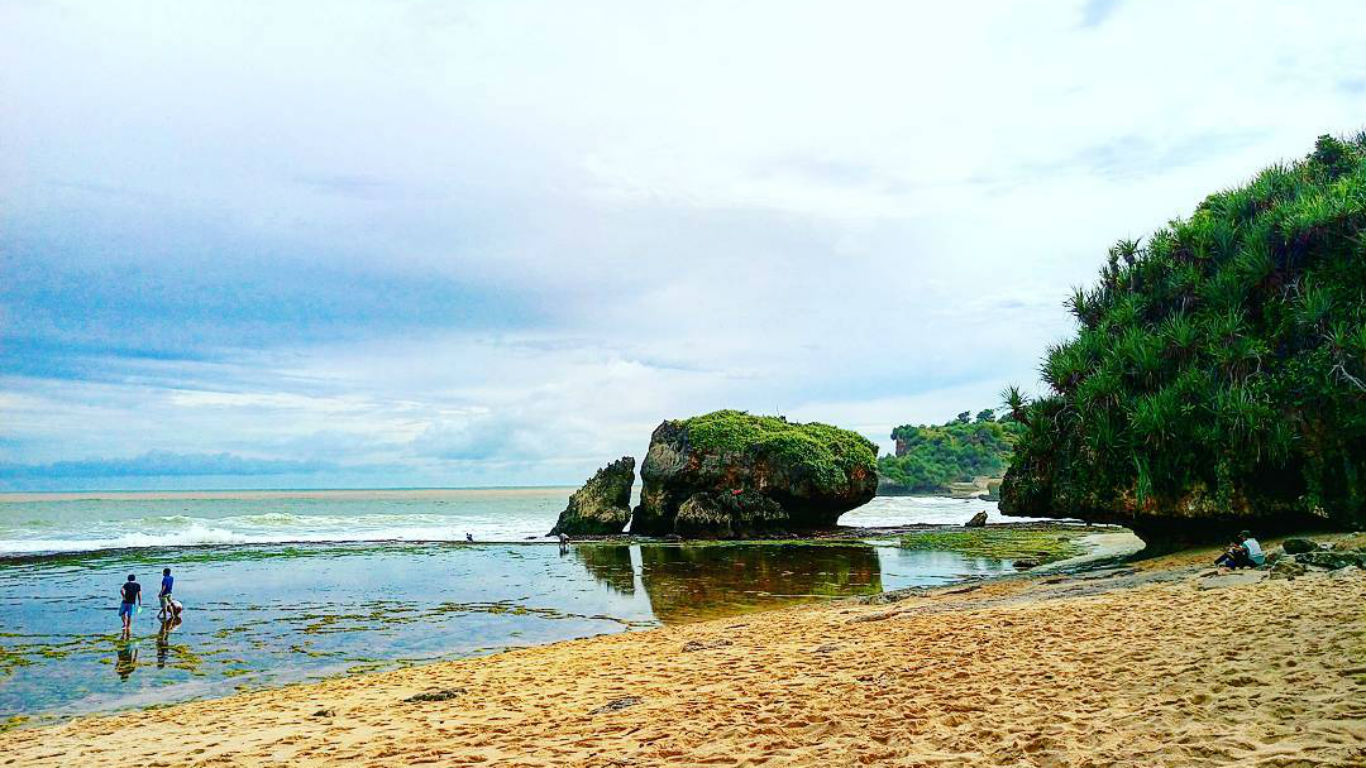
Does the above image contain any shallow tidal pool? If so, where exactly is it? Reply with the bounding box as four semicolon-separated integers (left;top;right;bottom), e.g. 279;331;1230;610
0;540;1012;724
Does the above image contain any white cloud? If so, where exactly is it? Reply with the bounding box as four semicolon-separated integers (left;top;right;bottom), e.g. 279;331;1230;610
2;0;1364;487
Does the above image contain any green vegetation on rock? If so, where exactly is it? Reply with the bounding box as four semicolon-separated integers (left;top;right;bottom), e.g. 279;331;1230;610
1001;133;1366;543
878;411;1023;493
679;410;878;491
899;526;1090;565
633;411;879;537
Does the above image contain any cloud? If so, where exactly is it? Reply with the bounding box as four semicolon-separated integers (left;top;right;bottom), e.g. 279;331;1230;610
1;0;1364;489
0;451;333;479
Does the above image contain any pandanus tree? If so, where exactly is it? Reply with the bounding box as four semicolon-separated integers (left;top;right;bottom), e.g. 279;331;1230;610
1000;133;1366;546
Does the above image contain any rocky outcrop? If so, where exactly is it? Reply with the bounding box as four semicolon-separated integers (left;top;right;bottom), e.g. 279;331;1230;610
631;411;878;538
998;459;1328;552
1282;538;1320;555
998;136;1366;549
965;511;988;528
1265;538;1364;579
549;457;635;536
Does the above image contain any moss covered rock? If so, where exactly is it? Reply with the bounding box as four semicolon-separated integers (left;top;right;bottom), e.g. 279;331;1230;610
631;411;878;537
549;457;635;536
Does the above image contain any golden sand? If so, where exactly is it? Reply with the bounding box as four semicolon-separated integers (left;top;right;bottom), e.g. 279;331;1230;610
3;545;1364;767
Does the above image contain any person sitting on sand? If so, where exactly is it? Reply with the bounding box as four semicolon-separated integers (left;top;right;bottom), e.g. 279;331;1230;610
1214;530;1265;569
119;574;142;635
1240;531;1265;566
158;567;174;617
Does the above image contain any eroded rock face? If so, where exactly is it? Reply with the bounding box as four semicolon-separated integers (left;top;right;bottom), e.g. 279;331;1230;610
998;462;1325;552
630;411;878;538
549;457;635;536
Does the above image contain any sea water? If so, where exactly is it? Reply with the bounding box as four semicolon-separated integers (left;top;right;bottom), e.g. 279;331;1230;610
0;489;1020;724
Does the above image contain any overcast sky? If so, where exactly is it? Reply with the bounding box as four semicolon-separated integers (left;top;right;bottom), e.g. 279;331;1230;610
2;0;1364;490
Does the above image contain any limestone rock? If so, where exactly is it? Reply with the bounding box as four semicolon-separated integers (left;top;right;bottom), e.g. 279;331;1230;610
1267;557;1307;580
549;457;635;536
1295;550;1365;570
631;411;878;537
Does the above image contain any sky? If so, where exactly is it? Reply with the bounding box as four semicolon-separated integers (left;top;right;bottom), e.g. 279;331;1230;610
2;0;1364;490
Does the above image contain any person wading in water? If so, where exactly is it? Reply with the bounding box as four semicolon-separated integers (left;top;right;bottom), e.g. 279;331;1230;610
118;574;142;637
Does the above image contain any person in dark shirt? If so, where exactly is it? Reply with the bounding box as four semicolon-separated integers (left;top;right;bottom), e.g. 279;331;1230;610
119;574;141;636
158;568;174;616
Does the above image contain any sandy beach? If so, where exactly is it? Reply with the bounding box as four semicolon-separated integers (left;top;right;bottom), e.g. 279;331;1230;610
3;538;1363;768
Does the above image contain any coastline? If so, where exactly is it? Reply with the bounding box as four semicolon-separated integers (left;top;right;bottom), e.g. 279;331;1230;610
0;518;1058;724
5;535;1361;767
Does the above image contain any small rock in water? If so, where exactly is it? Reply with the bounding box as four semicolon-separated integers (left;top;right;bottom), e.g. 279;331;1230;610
965;511;988;528
1013;559;1040;570
404;688;467;703
590;696;642;715
1282;538;1320;555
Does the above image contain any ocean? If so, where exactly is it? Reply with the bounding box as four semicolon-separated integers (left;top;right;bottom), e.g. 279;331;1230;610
0;489;1021;724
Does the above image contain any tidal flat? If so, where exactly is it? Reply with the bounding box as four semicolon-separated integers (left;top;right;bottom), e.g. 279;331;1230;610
0;536;1021;724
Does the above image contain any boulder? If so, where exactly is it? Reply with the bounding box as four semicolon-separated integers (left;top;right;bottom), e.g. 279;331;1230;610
631;411;878;537
965;511;989;528
1295;550;1366;570
1266;557;1307;580
1282;537;1320;555
549;457;635;536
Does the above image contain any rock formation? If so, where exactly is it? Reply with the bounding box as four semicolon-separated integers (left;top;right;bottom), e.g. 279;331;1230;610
965;511;988;528
630;410;878;538
999;135;1366;548
548;457;635;536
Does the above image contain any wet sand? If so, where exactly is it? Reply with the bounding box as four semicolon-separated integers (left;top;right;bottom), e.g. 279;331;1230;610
3;539;1363;767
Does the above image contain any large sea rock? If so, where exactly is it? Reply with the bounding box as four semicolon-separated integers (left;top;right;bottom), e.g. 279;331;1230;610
630;411;878;538
549;457;635;536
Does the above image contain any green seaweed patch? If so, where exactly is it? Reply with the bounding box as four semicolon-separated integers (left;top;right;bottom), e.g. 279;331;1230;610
899;525;1090;565
1;715;31;732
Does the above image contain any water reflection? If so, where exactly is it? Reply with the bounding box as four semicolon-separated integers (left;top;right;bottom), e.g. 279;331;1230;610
156;616;182;668
574;543;884;624
115;641;139;681
571;544;636;595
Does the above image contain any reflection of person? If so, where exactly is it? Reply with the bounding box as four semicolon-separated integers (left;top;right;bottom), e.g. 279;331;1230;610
157;614;182;668
115;642;139;681
158;568;174;616
118;574;142;637
558;532;570;554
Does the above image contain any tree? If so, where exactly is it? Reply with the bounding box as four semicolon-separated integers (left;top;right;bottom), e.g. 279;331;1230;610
1001;131;1366;541
975;409;996;423
880;413;1024;493
955;411;971;424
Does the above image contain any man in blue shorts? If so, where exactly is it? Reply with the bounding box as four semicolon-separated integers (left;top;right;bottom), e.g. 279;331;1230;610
119;574;142;636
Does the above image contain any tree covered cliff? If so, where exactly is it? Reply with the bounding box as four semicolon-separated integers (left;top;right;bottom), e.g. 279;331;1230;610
1000;133;1366;543
878;411;1023;494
